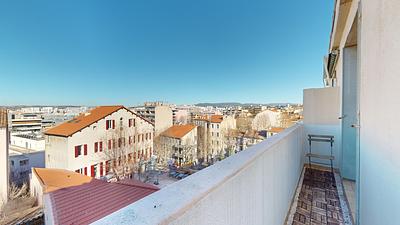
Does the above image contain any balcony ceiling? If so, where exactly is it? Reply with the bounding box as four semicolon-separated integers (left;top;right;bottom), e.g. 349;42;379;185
330;0;353;50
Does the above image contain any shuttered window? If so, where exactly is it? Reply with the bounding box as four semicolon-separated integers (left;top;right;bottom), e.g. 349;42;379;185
84;144;88;155
100;162;104;176
91;165;95;177
74;146;80;158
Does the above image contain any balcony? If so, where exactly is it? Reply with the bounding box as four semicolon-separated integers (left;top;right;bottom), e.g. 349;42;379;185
93;123;354;225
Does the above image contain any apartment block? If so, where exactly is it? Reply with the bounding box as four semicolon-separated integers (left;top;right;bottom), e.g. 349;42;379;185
132;102;173;136
193;115;236;163
159;124;197;167
44;106;154;179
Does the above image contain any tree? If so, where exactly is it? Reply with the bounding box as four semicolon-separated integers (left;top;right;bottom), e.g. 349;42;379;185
153;135;172;168
222;128;238;157
101;121;152;181
252;112;272;131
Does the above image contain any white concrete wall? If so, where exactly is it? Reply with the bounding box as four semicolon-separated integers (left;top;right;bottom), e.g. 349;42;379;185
93;123;305;225
0;127;9;204
303;87;341;125
45;135;68;169
303;87;342;168
155;106;173;136
358;1;400;224
30;168;44;206
11;135;45;151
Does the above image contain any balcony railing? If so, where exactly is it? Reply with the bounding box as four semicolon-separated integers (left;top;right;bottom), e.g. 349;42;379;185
94;123;305;225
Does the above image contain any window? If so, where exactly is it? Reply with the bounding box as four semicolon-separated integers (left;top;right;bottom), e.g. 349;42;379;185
84;167;87;175
11;160;14;166
212;124;214;129
91;165;95;177
120;117;123;127
84;144;88;155
74;145;82;158
145;133;148;140
128;153;132;161
106;161;111;173
133;119;136;127
106;120;115;130
217;124;219;129
129;136;132;145
100;162;104;177
108;140;112;149
129;118;135;127
99;142;103;152
20;159;28;166
118;138;122;148
217;132;220;137
94;142;98;153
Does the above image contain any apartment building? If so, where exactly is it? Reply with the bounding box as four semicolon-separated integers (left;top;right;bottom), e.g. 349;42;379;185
159;124;197;167
10;113;42;134
132;102;173;136
44;106;154;179
193;115;236;163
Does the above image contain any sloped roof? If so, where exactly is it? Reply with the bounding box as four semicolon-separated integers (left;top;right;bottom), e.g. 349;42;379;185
36;168;159;224
268;127;285;133
0;108;7;128
193;115;223;123
210;115;223;123
33;168;93;193
44;106;153;137
161;124;197;139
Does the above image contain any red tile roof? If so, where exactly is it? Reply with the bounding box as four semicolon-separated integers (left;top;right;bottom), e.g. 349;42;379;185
193;115;224;123
268;127;285;133
161;124;197;139
44;106;153;137
46;176;159;225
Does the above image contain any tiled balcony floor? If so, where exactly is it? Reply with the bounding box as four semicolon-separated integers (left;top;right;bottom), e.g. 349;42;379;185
286;167;353;225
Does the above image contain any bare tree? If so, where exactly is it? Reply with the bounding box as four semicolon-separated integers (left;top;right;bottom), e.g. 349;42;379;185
222;128;238;157
252;112;271;131
153;135;172;168
101;121;151;181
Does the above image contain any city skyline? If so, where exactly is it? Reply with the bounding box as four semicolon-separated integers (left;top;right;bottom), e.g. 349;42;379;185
0;0;333;105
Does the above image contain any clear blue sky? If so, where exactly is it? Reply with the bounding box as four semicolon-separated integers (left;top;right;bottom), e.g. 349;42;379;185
0;0;334;106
